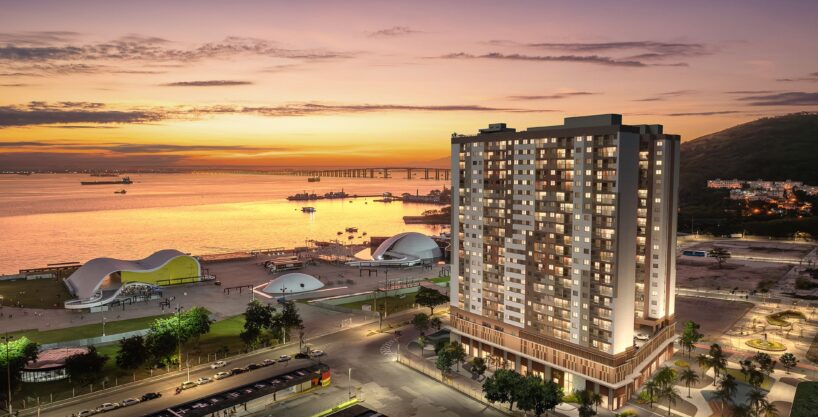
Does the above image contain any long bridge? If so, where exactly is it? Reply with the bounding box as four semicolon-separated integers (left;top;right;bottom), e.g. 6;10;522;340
271;167;451;180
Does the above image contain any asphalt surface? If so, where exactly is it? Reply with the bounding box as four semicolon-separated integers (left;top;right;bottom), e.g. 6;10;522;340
23;309;504;417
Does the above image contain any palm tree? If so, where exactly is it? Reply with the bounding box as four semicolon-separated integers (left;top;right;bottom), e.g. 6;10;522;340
655;366;677;388
716;374;738;417
660;385;681;417
747;388;767;414
643;380;659;409
758;400;780;417
591;392;602;413
709;344;727;382
679;368;699;398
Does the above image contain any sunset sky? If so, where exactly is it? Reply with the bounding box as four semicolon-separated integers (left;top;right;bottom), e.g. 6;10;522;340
1;0;817;169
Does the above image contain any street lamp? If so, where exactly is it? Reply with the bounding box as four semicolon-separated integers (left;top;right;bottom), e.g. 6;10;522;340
347;368;352;400
102;316;107;337
2;333;14;417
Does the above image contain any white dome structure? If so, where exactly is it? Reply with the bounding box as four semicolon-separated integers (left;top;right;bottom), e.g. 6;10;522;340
263;273;324;294
373;232;442;262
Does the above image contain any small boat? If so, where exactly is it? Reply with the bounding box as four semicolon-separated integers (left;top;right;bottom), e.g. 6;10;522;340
345;227;358;233
301;207;316;213
287;191;319;201
362;232;367;236
114;189;127;194
308;177;320;182
347;235;354;240
337;231;343;235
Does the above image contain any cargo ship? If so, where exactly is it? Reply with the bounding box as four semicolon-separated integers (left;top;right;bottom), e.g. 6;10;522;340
81;176;133;185
287;191;319;201
323;189;349;199
307;176;321;182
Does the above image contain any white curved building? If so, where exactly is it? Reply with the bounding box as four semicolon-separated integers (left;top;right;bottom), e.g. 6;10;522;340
263;273;324;294
350;232;443;267
64;249;202;310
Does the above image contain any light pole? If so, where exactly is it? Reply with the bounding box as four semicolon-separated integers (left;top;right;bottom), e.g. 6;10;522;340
2;333;13;417
102;316;106;337
347;368;352;400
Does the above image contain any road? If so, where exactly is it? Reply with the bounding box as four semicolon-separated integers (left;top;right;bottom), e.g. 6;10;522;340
22;309;504;417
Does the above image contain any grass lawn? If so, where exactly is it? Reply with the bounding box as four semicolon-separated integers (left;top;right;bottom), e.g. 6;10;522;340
791;382;818;417
0;278;73;309
16;314;251;406
337;292;418;315
724;368;774;390
9;314;170;344
429;276;450;284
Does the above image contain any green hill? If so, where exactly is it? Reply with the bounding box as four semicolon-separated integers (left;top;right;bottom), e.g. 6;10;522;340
679;112;818;236
681;112;818;202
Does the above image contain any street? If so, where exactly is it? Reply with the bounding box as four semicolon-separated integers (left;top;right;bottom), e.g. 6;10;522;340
21;310;504;417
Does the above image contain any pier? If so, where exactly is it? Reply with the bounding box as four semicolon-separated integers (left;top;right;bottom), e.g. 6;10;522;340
270;167;451;181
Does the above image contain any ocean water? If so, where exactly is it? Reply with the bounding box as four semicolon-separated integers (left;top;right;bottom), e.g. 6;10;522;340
0;173;449;274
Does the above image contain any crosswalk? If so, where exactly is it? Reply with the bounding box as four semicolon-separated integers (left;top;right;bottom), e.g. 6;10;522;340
379;338;398;358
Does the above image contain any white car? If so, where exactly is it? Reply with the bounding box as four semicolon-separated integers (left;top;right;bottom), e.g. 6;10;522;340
78;410;96;417
210;360;227;369
120;398;140;407
278;354;292;362
214;371;232;380
195;377;213;385
309;350;325;357
262;358;276;366
634;332;650;341
181;381;197;390
96;402;119;412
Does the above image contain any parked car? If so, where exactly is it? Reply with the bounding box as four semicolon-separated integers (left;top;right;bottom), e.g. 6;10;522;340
214;371;232;380
262;359;276;366
247;363;261;370
309;350;325;357
210;360;227;369
77;410;96;417
195;377;213;385
96;403;119;412
141;392;161;401
634;332;650;341
181;381;197;390
278;354;292;362
120;398;140;407
294;352;309;359
231;367;246;375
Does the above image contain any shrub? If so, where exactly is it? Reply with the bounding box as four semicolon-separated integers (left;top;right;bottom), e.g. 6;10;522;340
674;359;690;368
616;411;638;417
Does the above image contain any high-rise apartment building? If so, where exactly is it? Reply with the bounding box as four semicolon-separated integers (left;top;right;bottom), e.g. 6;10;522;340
449;114;679;409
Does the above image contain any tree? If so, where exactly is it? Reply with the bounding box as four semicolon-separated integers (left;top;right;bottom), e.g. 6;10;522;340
575;390;597;417
483;369;524;411
412;313;430;336
747;369;765;389
732;404;752;417
747;389;767;415
280;300;303;335
708;247;731;269
239;325;261;349
435;346;456;373
654;366;677;388
244;300;276;330
680;321;704;358
715;374;738;417
517;375;563;417
739;358;756;382
679;368;699;398
697;353;713;379
758;400;780;417
470;357;487;380
709;344;727;382
0;337;38;402
116;335;148;370
659;385;681;417
65;346;108;384
415;286;449;315
779;352;798;374
430;316;442;331
145;329;178;365
753;352;775;376
643;380;659;409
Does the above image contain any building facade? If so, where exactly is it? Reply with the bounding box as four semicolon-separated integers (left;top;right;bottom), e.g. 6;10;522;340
449;114;680;409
